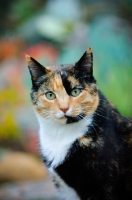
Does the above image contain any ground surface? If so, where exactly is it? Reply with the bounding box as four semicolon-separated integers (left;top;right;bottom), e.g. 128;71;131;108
0;177;58;200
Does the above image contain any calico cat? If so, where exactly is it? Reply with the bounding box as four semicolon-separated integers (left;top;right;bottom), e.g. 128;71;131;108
26;47;132;200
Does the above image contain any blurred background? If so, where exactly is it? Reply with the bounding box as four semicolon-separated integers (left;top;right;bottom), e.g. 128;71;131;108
0;0;132;199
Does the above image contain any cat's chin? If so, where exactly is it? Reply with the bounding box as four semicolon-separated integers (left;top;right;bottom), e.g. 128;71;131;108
55;116;67;124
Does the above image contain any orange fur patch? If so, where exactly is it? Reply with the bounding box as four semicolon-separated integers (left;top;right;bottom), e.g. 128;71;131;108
67;76;80;88
79;136;93;147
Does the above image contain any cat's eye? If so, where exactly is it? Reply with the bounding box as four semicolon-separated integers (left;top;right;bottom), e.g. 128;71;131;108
71;88;81;97
45;91;56;100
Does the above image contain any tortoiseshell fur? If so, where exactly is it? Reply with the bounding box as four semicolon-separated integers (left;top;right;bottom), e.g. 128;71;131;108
26;48;132;200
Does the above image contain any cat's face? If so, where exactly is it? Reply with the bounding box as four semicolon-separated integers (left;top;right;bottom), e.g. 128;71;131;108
26;47;99;124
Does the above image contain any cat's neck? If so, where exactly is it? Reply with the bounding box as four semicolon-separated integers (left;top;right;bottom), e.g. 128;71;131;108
37;115;93;167
37;115;92;139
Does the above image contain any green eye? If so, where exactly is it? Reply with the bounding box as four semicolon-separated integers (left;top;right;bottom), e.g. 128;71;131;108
71;88;81;97
45;91;56;100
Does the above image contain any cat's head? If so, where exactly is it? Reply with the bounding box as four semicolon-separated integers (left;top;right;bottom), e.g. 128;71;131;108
26;47;99;124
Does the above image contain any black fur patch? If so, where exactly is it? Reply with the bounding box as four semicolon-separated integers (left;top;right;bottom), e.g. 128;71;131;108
66;113;85;124
60;72;71;95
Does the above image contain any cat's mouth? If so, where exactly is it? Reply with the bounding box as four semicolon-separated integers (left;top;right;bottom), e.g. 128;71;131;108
55;112;85;124
65;113;85;124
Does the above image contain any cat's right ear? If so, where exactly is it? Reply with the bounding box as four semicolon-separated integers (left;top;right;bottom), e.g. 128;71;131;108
75;47;93;76
25;55;47;84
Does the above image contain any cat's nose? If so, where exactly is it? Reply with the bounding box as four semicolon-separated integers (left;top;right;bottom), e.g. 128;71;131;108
60;107;69;113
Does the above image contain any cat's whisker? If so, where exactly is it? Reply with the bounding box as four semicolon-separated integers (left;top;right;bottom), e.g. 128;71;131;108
45;114;55;119
78;114;85;120
76;75;88;81
99;98;108;102
79;114;90;122
91;125;98;135
28;119;38;129
40;112;54;119
83;106;97;109
94;112;111;120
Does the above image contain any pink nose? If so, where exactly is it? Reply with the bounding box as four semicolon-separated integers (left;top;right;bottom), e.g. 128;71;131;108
60;107;69;113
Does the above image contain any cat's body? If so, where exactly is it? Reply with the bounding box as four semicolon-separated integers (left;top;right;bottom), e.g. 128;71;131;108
26;48;132;200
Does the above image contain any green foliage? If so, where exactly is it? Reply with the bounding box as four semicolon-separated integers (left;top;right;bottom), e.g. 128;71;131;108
95;65;132;117
11;0;46;26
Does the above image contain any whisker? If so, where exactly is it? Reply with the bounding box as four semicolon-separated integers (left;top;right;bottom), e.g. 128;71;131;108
78;114;85;120
91;125;98;135
94;112;111;121
76;75;88;81
99;99;108;103
40;112;54;119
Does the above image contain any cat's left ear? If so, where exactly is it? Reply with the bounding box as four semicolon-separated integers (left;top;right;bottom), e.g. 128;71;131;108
25;55;48;85
76;47;93;76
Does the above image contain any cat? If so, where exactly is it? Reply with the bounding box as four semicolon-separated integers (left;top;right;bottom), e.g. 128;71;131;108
26;47;132;200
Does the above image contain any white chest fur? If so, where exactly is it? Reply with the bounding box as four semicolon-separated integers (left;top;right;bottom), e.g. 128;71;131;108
37;116;92;168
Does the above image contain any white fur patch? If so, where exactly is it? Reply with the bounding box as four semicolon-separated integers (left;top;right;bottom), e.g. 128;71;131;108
37;115;92;168
56;110;65;118
49;168;80;200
